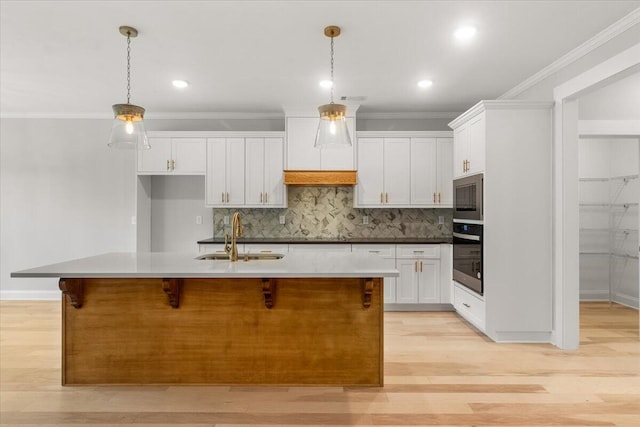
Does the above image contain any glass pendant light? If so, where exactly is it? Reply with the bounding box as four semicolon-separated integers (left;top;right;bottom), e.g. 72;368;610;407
108;26;150;150
314;26;351;149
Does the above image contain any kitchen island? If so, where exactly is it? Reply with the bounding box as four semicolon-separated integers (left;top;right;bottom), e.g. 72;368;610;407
12;252;398;386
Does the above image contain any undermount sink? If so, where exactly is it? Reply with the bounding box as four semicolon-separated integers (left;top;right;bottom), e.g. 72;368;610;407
196;253;285;261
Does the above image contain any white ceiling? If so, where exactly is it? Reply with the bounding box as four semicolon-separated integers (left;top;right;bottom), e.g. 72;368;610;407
1;0;639;117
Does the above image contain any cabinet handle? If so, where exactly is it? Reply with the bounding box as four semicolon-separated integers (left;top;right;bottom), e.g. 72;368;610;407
433;192;436;203
260;192;263;203
414;261;417;273
221;192;225;203
463;303;471;308
226;192;230;203
385;192;389;203
438;192;441;204
265;192;268;203
260;250;272;253
413;250;424;253
167;160;170;171
420;261;423;272
380;192;384;203
172;160;176;170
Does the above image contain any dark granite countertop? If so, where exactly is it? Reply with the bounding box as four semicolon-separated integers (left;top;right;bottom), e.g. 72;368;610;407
197;237;453;245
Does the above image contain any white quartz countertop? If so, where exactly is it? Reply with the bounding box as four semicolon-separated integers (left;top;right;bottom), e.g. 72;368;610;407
11;252;400;279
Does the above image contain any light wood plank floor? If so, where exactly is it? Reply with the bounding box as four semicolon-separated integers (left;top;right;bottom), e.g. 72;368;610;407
1;301;638;426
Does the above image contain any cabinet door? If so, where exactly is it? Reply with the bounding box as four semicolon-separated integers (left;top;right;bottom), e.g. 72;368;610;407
226;138;245;206
410;138;437;206
138;138;172;173
417;259;440;303
320;117;355;170
436;138;453;206
245;138;265;206
172;138;206;174
467;114;485;176
286;117;321;170
396;259;419;303
453;125;468;179
356;138;384;206
205;138;227;206
264;138;285;207
383;138;411;205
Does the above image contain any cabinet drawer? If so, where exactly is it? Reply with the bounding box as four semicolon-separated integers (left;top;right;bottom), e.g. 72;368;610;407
288;243;351;252
351;244;395;258
199;244;233;254
453;282;485;331
244;244;289;254
396;245;440;259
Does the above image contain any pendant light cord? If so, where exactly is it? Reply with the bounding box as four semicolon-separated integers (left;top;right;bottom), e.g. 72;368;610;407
330;34;334;104
126;31;131;104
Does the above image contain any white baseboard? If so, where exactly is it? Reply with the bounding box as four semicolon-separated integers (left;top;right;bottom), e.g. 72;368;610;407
580;289;609;301
0;290;59;300
613;292;640;310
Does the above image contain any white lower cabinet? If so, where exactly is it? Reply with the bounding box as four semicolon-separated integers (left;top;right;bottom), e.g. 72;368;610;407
453;282;486;331
351;244;397;303
396;259;440;303
395;245;442;305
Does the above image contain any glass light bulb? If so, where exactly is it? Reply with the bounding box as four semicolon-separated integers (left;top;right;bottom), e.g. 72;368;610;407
329;121;337;135
125;120;134;135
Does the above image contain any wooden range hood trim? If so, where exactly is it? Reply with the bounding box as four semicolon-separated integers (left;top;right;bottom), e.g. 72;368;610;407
283;170;357;186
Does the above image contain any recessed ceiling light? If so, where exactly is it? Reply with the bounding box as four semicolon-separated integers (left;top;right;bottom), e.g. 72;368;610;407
319;80;333;89
454;26;477;41
172;80;189;89
417;80;433;89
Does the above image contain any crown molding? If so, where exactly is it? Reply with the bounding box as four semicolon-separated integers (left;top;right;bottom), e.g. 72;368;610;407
0;112;112;119
0;112;285;120
448;100;553;129
498;7;640;100
357;130;453;138
356;112;461;120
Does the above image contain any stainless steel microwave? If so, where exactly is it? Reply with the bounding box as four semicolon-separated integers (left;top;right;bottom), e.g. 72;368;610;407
453;174;483;222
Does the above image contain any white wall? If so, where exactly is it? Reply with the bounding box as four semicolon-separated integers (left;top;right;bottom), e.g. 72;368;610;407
578;72;640;120
0;119;137;299
149;176;212;252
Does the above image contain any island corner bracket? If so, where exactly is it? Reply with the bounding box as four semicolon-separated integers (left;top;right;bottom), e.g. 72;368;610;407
59;278;84;309
362;278;374;308
162;278;182;308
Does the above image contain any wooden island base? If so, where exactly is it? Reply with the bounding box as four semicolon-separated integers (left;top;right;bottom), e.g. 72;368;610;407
61;277;383;386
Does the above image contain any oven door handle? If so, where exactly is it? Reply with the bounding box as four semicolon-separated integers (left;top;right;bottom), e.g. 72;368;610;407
453;232;481;241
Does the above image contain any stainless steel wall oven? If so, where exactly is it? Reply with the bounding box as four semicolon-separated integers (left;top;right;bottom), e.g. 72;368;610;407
453;222;483;295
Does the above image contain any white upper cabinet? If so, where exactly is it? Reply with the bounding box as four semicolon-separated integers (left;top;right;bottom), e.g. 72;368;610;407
245;137;285;207
138;137;206;174
286;116;355;170
436;138;453;206
452;113;485;179
356;132;453;208
383;138;411;206
410;138;437;205
205;138;245;207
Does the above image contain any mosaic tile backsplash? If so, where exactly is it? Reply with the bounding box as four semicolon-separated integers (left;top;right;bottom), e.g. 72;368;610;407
213;187;452;239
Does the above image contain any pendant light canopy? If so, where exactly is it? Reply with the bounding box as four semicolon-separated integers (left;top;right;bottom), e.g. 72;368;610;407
108;26;150;150
314;26;351;149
